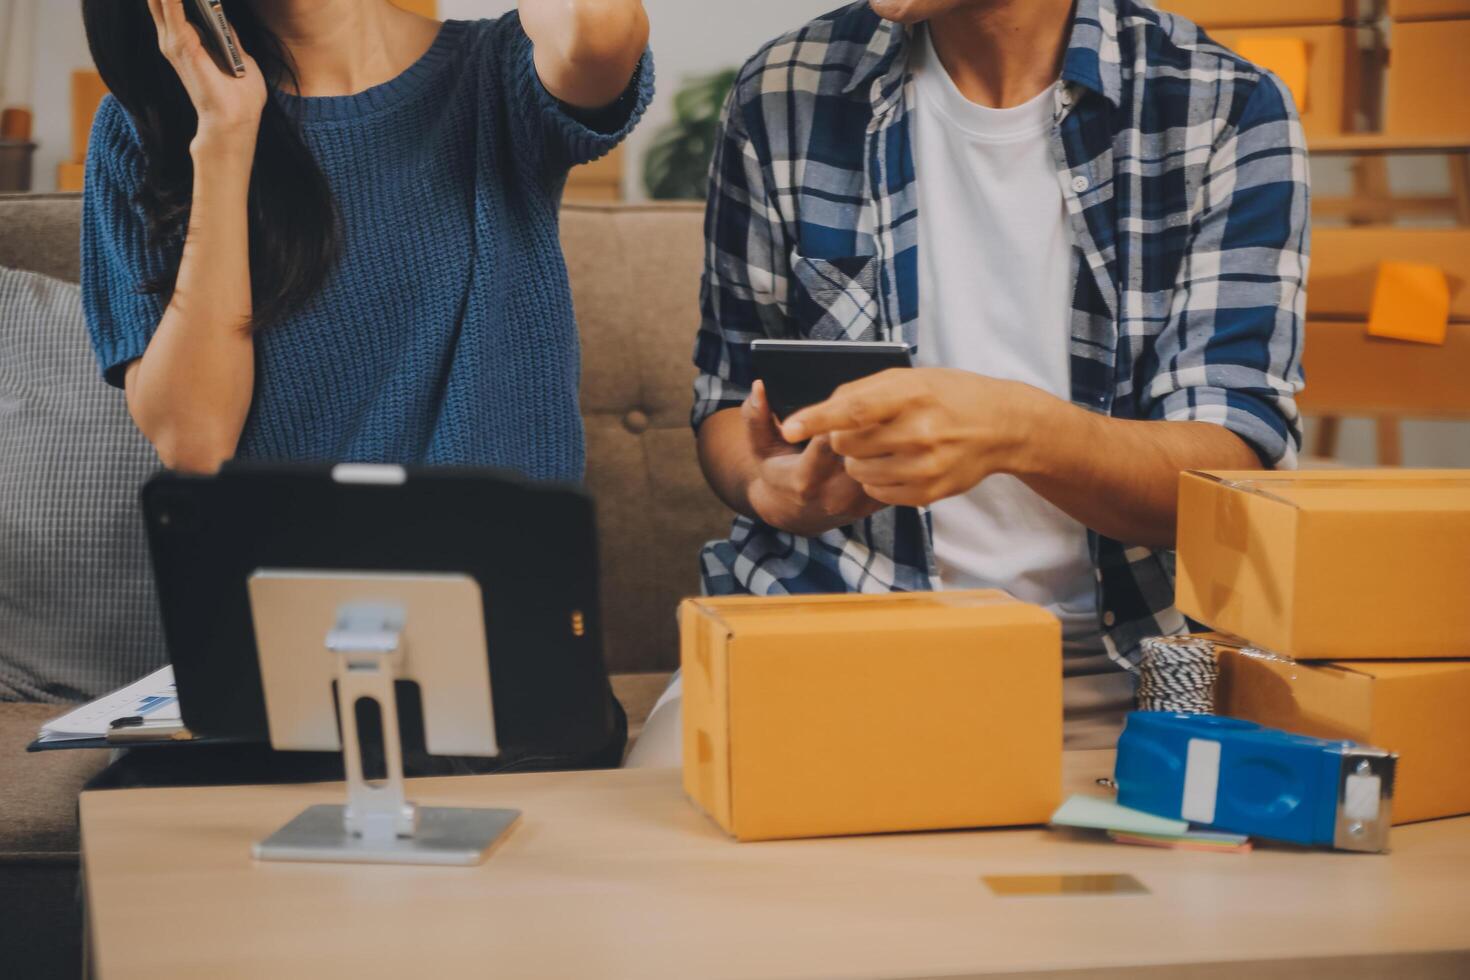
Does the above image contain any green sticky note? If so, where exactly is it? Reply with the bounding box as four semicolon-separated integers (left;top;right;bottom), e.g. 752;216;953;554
1050;795;1189;837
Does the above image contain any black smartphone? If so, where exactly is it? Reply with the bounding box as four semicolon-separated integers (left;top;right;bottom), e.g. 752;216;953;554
750;339;914;421
187;0;248;77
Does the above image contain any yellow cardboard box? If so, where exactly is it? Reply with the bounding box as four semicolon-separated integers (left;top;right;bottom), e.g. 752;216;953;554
1208;25;1357;136
1175;470;1470;660
1386;19;1470;136
1154;1;1360;28
1309;227;1470;322
680;591;1061;842
1387;0;1470;21
1215;640;1470;823
1297;322;1470;418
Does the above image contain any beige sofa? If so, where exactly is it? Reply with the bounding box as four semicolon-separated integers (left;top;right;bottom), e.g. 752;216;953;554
0;194;730;977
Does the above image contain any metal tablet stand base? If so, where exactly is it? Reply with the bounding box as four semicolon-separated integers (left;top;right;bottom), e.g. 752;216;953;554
253;603;519;866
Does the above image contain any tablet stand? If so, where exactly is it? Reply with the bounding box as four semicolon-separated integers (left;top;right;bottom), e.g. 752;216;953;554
249;574;519;866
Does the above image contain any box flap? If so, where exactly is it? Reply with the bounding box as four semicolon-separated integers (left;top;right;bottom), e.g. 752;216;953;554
1187;470;1470;513
1328;660;1470;681
684;591;1057;638
679;600;735;832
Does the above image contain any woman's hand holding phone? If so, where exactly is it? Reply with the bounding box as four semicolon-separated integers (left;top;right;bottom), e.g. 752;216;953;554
122;1;266;473
146;0;265;157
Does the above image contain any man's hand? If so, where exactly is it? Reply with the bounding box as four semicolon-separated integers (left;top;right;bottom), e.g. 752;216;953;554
781;368;1044;508
778;366;1262;548
698;382;886;537
519;0;649;110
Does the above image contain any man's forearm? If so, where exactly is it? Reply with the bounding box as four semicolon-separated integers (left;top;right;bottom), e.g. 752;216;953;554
520;0;649;109
698;408;760;518
1013;398;1262;549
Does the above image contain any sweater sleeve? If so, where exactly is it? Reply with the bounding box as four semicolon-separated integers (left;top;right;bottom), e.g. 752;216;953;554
80;97;172;389
491;13;654;175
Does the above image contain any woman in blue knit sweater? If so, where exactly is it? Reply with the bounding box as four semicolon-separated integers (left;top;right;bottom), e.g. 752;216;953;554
80;0;652;480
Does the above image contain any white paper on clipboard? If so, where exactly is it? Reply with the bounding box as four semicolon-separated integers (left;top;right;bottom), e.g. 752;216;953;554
36;666;180;744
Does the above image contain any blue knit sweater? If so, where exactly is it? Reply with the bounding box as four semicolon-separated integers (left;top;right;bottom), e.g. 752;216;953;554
82;17;652;481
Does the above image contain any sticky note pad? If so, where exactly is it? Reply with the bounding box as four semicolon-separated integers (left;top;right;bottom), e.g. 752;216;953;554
1049;795;1189;837
1368;260;1451;345
1235;37;1310;112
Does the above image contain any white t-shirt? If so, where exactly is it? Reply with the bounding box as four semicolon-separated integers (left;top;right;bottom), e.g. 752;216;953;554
909;28;1132;746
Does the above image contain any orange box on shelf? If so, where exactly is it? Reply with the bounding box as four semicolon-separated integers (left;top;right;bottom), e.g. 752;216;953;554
56;162;86;194
1154;1;1361;28
70;70;109;166
388;0;437;16
1213;639;1470;824
1308;227;1470;321
1298;321;1470;417
1386;19;1470;136
1209;25;1358;136
680;591;1061;842
1175;470;1470;661
565;145;625;203
1387;0;1470;20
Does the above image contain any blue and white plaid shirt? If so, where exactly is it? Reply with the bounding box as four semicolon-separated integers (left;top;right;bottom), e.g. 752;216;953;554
691;0;1308;667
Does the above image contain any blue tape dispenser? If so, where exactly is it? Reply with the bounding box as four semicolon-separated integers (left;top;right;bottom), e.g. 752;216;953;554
1114;712;1398;853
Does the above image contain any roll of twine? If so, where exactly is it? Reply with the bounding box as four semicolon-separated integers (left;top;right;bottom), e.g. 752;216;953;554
1136;635;1218;714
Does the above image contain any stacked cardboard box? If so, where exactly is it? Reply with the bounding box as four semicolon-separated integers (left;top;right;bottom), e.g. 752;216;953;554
1174;470;1470;824
1385;0;1470;135
1154;1;1371;136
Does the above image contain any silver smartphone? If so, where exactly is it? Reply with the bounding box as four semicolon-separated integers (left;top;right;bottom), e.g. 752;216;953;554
189;0;248;78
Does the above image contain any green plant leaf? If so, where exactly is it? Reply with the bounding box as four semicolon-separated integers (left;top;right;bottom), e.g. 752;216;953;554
644;69;739;201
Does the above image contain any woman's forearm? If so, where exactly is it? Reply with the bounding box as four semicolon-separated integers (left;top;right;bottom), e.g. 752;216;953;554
520;0;649;109
125;139;257;473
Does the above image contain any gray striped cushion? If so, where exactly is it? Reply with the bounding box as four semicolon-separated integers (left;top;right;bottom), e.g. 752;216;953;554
0;265;165;702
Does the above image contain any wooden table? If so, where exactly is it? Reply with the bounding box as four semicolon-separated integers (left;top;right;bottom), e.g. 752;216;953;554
80;752;1470;980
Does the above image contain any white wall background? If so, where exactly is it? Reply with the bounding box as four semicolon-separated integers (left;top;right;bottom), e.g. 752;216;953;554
9;0;1470;466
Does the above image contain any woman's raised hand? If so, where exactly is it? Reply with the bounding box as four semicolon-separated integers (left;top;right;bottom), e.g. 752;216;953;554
146;0;267;154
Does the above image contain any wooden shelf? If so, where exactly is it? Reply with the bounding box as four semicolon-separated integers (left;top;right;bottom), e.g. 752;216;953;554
1311;133;1470;155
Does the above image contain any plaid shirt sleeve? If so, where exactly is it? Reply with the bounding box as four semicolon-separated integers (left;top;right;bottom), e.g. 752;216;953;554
1142;71;1309;469
691;83;791;431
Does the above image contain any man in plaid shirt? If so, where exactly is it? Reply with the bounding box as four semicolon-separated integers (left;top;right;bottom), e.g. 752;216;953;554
634;0;1307;760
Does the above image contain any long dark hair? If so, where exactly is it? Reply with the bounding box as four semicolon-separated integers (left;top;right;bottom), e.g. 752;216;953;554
81;0;338;328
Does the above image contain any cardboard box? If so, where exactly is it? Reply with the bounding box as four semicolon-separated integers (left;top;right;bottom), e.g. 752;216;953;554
1386;19;1470;135
1175;470;1470;660
1309;228;1470;322
1215;642;1470;823
680;591;1061;842
1298;321;1470;418
1208;25;1358;136
1155;1;1360;28
1387;0;1470;20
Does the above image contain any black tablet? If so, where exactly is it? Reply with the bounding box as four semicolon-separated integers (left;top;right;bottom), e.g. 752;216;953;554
750;339;913;420
142;464;619;760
